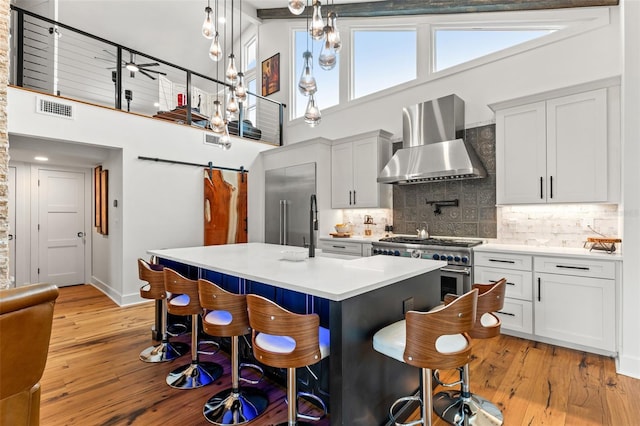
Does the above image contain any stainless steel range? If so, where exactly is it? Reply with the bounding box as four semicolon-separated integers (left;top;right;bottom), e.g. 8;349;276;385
371;236;482;300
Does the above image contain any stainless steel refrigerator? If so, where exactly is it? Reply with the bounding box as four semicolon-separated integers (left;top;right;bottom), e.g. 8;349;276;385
265;162;316;247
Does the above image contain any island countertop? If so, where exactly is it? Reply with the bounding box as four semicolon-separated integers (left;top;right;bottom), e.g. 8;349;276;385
148;242;446;301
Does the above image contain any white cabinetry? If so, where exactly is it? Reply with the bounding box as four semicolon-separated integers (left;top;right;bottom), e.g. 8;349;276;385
474;247;618;355
331;130;392;209
534;256;615;352
318;238;371;257
475;251;533;334
493;80;620;205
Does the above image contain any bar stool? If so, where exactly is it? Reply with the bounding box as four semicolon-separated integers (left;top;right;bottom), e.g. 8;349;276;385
372;289;478;426
433;279;507;425
246;294;330;426
137;258;189;363
198;279;268;424
164;268;224;389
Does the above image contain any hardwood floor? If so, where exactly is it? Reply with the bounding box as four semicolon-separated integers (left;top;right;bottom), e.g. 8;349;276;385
39;285;640;425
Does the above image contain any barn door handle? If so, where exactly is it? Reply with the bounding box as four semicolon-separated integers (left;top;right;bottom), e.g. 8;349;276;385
8;234;13;240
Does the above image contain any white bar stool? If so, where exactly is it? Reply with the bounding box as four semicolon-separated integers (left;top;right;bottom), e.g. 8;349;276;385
373;289;478;426
246;294;330;426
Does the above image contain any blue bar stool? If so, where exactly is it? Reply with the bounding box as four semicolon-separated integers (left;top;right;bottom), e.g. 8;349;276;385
433;279;507;425
164;268;223;389
137;258;189;363
246;294;329;426
373;289;478;426
199;279;268;424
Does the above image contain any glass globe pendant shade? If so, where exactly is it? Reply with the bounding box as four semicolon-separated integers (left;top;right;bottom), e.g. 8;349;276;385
304;94;321;127
328;12;341;52
210;100;225;133
288;0;305;15
235;72;247;102
310;1;325;40
298;51;317;95
226;88;239;121
319;38;337;70
202;6;215;39
226;53;238;83
208;33;223;61
219;124;232;150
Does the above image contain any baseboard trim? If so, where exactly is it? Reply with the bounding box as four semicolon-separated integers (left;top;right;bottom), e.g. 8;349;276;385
616;353;640;379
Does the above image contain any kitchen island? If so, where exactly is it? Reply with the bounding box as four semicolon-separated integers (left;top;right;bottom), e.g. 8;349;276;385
149;243;446;426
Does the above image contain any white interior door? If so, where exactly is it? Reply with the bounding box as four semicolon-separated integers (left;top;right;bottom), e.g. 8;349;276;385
8;166;16;287
38;169;85;286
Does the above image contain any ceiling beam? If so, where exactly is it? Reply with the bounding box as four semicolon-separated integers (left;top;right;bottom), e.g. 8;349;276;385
257;0;619;19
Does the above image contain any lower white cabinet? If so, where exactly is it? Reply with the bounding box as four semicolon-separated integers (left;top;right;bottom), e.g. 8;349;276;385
475;253;534;334
534;257;616;352
474;249;618;354
318;238;372;257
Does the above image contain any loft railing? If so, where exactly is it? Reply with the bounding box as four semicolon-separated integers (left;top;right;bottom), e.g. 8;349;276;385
9;5;285;146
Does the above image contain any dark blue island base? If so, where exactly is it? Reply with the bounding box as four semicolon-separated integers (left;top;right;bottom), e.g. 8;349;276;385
157;258;442;425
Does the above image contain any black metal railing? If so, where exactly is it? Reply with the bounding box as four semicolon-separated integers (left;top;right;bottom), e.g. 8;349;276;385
9;5;285;146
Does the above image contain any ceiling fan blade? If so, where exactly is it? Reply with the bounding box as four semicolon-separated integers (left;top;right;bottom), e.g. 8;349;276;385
138;69;157;80
101;49;117;58
139;68;167;76
135;62;160;68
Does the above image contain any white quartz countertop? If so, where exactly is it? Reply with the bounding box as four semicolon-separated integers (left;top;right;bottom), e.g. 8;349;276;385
148;243;446;301
319;235;378;242
475;243;623;261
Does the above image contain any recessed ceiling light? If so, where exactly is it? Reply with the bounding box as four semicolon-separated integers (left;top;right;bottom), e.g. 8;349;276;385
34;156;49;161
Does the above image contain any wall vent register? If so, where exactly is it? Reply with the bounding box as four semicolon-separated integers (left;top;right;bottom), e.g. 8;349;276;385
36;97;74;119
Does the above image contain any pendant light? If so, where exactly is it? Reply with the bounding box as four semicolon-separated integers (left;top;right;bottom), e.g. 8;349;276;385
208;1;223;64
304;93;321;126
226;88;239;120
211;100;225;133
298;50;317;95
235;0;247;103
288;0;305;15
310;1;325;40
225;0;238;84
218;124;232;150
328;11;341;52
318;11;336;71
202;0;215;39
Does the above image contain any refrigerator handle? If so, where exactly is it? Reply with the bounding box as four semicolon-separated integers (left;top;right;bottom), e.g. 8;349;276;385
279;200;284;245
280;200;288;245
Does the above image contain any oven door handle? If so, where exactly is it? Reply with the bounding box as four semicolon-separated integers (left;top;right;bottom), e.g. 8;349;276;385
440;267;471;276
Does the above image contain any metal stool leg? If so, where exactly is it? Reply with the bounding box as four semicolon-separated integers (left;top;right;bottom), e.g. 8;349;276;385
203;335;268;424
433;364;503;426
167;314;223;389
140;298;189;363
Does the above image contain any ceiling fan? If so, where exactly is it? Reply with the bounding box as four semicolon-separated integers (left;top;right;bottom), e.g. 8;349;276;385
96;50;167;80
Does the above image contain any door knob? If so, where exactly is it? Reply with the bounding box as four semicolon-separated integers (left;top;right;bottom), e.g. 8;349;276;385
77;232;85;238
8;234;13;240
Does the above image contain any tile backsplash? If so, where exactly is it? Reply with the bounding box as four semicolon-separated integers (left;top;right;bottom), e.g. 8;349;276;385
392;124;497;238
497;204;620;248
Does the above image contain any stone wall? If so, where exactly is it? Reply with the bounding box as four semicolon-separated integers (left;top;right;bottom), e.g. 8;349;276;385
0;0;9;289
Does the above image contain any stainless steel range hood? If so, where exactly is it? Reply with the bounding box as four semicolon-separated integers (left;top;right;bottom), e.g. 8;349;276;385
377;94;487;184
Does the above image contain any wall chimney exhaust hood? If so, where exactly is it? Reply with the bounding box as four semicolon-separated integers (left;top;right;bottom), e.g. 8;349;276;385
377;94;487;185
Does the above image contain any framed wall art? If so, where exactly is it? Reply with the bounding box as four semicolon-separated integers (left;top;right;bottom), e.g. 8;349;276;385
261;53;280;96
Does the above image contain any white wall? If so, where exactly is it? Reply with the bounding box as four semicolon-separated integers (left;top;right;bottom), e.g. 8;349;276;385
8;88;273;304
257;8;622;144
619;0;640;378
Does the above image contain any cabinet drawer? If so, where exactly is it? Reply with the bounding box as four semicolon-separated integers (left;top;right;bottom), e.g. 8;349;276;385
475;252;532;270
474;266;533;301
495;299;533;334
534;256;615;279
318;240;362;256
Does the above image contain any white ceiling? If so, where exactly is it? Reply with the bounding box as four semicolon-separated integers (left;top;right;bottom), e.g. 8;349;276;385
243;0;383;9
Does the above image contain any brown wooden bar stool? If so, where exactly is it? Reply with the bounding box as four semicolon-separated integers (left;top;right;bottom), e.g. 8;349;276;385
198;279;268;425
373;289;478;426
164;268;223;389
138;259;189;363
246;294;329;426
433;278;507;425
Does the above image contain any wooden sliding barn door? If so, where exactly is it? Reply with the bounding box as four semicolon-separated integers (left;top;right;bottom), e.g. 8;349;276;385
203;169;248;245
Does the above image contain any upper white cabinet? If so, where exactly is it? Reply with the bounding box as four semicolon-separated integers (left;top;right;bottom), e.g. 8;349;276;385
331;130;392;209
493;79;620;205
